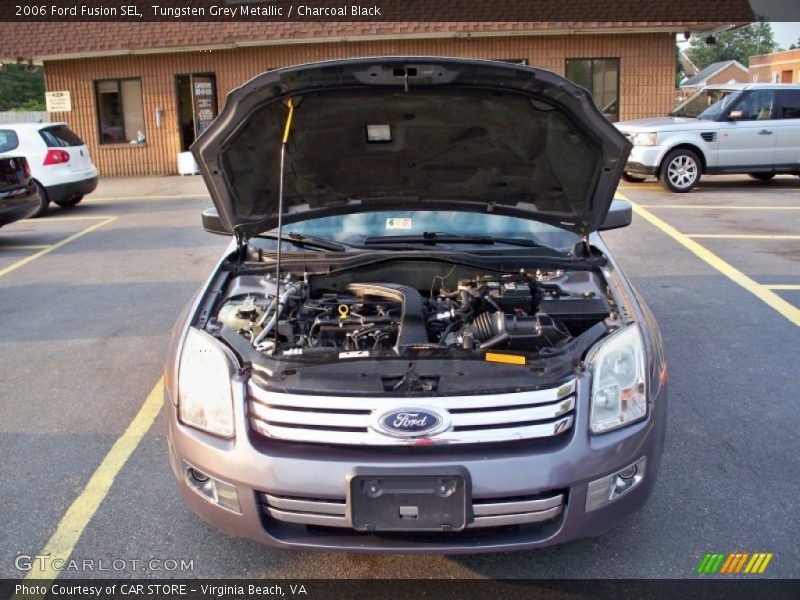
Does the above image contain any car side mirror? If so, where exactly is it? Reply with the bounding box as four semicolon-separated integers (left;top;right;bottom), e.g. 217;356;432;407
600;199;633;231
202;207;230;236
727;109;744;121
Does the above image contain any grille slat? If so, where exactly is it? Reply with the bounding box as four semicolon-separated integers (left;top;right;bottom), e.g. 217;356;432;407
250;380;574;410
261;492;565;529
248;380;576;446
251;416;573;446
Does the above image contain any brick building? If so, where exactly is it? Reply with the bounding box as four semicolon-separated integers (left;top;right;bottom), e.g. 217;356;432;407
2;20;752;176
750;48;800;84
679;60;750;94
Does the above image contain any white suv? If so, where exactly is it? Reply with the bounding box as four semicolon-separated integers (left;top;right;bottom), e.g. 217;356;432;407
0;122;98;215
616;84;800;192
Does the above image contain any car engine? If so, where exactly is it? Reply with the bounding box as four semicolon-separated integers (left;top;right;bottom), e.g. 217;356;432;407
211;267;614;359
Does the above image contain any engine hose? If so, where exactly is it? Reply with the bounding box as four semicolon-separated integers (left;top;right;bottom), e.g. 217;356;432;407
478;331;510;350
252;281;305;348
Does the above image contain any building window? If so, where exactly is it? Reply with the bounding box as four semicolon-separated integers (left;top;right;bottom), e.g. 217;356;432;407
95;78;145;144
565;58;620;122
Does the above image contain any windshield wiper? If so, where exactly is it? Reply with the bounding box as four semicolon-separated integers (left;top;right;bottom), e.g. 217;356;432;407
254;231;347;252
361;231;546;248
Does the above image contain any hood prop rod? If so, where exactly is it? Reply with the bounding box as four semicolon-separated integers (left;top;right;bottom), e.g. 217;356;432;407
273;97;295;350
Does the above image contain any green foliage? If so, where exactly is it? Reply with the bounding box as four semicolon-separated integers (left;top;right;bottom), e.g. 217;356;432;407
686;20;778;69
12;99;47;111
0;64;45;111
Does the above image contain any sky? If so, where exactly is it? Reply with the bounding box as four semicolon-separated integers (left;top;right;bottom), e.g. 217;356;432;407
769;22;799;48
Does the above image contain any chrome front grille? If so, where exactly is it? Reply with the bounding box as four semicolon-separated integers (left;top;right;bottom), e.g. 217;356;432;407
248;379;576;446
260;491;565;529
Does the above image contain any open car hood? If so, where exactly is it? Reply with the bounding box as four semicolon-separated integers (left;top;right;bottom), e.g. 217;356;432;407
192;57;631;239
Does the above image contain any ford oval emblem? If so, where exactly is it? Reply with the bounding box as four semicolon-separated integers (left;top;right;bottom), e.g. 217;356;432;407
372;406;450;438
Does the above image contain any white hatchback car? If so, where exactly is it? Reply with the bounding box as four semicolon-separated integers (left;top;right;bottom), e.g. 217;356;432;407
616;84;800;192
0;122;98;216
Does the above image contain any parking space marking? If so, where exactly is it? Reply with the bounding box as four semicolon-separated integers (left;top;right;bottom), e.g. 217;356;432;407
687;234;800;240
766;284;800;291
0;216;117;280
22;378;164;583
84;193;210;203
35;215;113;222
620;194;800;327
639;205;800;210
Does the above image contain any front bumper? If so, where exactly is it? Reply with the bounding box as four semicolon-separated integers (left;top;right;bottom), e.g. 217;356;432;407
164;380;666;553
624;146;666;176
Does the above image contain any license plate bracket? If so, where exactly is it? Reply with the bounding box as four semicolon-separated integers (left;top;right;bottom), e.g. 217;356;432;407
347;466;472;532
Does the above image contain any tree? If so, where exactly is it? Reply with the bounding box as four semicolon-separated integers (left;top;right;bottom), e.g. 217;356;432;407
0;64;45;111
686;19;778;69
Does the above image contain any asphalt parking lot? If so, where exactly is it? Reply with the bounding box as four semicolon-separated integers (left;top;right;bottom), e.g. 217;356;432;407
1;174;798;580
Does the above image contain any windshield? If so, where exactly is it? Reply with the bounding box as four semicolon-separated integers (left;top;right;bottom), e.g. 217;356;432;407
672;89;741;119
268;211;580;250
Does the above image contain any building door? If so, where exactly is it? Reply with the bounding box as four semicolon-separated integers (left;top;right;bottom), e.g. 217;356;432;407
176;74;218;152
781;70;793;83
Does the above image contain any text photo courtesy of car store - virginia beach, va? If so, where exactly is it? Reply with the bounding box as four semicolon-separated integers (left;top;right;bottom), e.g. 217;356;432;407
0;1;799;599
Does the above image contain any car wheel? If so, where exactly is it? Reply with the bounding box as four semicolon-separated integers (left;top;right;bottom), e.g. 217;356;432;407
54;194;84;208
659;149;701;193
748;173;775;182
30;180;51;218
621;172;647;183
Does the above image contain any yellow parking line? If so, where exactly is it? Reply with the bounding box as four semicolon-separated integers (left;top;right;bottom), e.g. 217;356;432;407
766;284;800;290
35;215;111;222
687;234;800;240
0;216;116;279
0;244;50;250
84;193;209;203
639;205;800;210
620;195;800;327
21;378;164;584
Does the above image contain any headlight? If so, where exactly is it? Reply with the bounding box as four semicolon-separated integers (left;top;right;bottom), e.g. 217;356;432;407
178;328;235;438
587;324;647;434
630;132;658;146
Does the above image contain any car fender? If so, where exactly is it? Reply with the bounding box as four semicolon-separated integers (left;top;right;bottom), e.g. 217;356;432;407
654;129;718;170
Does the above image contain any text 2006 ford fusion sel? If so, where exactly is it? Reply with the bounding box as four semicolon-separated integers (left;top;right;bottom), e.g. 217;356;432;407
164;57;667;553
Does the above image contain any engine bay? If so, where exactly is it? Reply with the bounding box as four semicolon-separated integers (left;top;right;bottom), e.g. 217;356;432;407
206;260;617;362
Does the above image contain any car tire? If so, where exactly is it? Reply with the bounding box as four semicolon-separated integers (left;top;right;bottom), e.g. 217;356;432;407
54;194;84;208
30;180;51;218
748;173;775;182
621;172;647;183
659;149;701;193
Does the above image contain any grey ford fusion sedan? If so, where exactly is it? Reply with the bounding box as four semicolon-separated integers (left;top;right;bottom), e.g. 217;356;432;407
164;57;667;553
